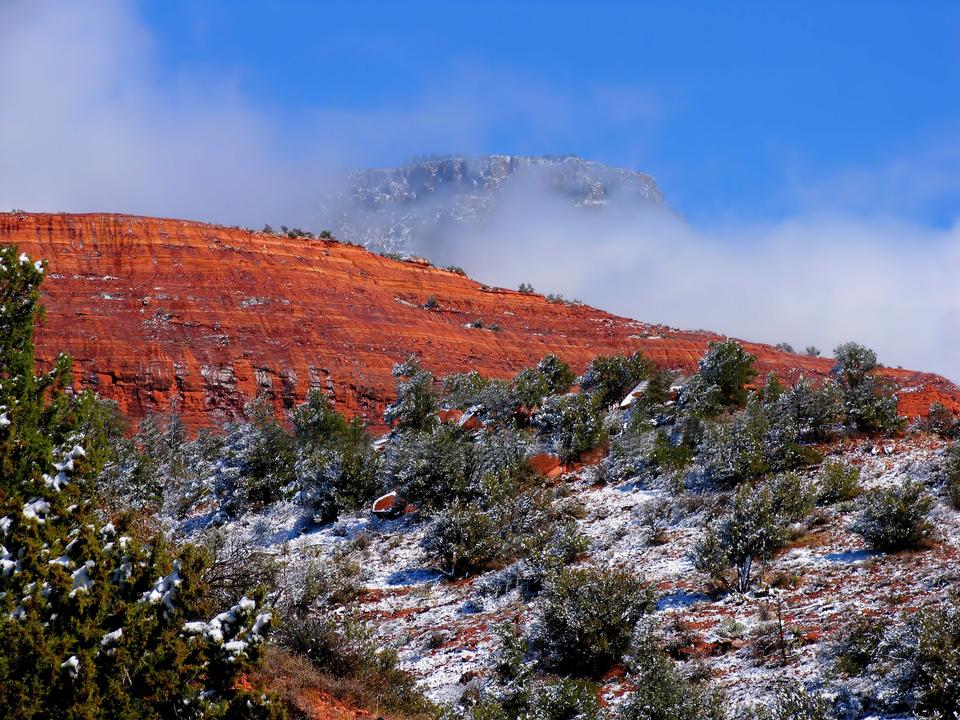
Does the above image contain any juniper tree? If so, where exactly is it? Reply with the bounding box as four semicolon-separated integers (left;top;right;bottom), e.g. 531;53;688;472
0;246;280;719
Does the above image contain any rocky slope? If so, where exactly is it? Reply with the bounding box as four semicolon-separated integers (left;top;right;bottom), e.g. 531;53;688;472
318;154;664;253
2;211;957;429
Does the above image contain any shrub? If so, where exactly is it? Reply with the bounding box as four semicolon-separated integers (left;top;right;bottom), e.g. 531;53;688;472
853;480;933;551
684;340;757;414
648;430;693;474
423;469;552;578
830;616;884;677
743;681;829;720
384;425;481;509
776;377;844;441
804;346;821;357
945;443;960;510
238;396;297;505
817;461;861;504
518;282;535;294
692;478;812;593
423;502;500;577
534;566;654;675
580;352;653;408
384;356;438;431
532;392;607;463
831;342;904;435
775;342;795;353
829;603;960;717
924;401;958;437
618;624;727;720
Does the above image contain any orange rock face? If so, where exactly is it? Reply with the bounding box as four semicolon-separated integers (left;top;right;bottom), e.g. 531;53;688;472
2;212;957;430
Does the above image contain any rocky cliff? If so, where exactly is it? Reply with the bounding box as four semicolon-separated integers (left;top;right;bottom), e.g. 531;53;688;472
2;211;956;429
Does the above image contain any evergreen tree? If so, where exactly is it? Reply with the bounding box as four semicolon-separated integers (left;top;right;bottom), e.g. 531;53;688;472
0;246;281;719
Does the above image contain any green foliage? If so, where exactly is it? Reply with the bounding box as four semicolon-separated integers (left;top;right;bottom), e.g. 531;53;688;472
386;424;481;508
514;355;576;410
423;467;552;577
648;430;693;474
831;342;879;386
817;460;861;504
618;628;726;720
532;392;607;463
946;442;960;511
743;681;829;720
0;245;280;719
518;283;535;294
384;356;438;431
831;342;904;435
240;396;297;505
701;395;820;486
684;340;758;414
776;378;844;442
534;566;654;675
292;391;380;520
580;351;654;408
693;476;813;593
830;616;884;677
830;603;960;718
924;402;958;437
853;480;933;551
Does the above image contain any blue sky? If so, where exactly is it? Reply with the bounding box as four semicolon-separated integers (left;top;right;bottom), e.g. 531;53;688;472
2;1;959;377
139;1;960;225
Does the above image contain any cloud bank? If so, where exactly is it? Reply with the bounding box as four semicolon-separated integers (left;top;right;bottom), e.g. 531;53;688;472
1;0;957;381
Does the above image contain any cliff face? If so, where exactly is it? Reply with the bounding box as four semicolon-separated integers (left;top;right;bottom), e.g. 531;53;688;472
2;212;957;429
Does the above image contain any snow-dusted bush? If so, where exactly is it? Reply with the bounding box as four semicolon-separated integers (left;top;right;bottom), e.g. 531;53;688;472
831;603;960;717
441;372;517;425
384;355;438;431
580;351;653;408
742;681;830;720
514;354;576;410
423;468;554;578
700;395;820;486
680;340;757;415
853;480;933;551
944;442;960;511
693;476;813;593
817;460;861;505
618;655;725;720
775;377;845;441
532;392;606;463
831;342;904;435
533;566;654;675
923;401;958;437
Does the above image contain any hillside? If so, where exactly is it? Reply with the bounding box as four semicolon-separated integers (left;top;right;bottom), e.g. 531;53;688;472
1;211;957;429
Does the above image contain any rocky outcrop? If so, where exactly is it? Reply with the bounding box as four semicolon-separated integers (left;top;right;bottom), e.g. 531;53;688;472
2;211;957;430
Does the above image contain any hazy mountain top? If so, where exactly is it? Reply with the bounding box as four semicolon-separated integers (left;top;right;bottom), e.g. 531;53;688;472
320;154;664;252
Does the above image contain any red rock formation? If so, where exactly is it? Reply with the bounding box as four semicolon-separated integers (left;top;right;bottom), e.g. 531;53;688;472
2;212;957;429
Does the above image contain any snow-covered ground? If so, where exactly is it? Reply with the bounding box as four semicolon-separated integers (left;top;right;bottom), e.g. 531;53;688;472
195;436;959;711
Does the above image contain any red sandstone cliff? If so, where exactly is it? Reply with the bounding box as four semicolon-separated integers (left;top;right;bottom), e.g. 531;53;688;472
1;212;957;429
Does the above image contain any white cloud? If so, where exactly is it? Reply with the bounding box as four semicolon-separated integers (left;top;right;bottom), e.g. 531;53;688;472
429;184;960;381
